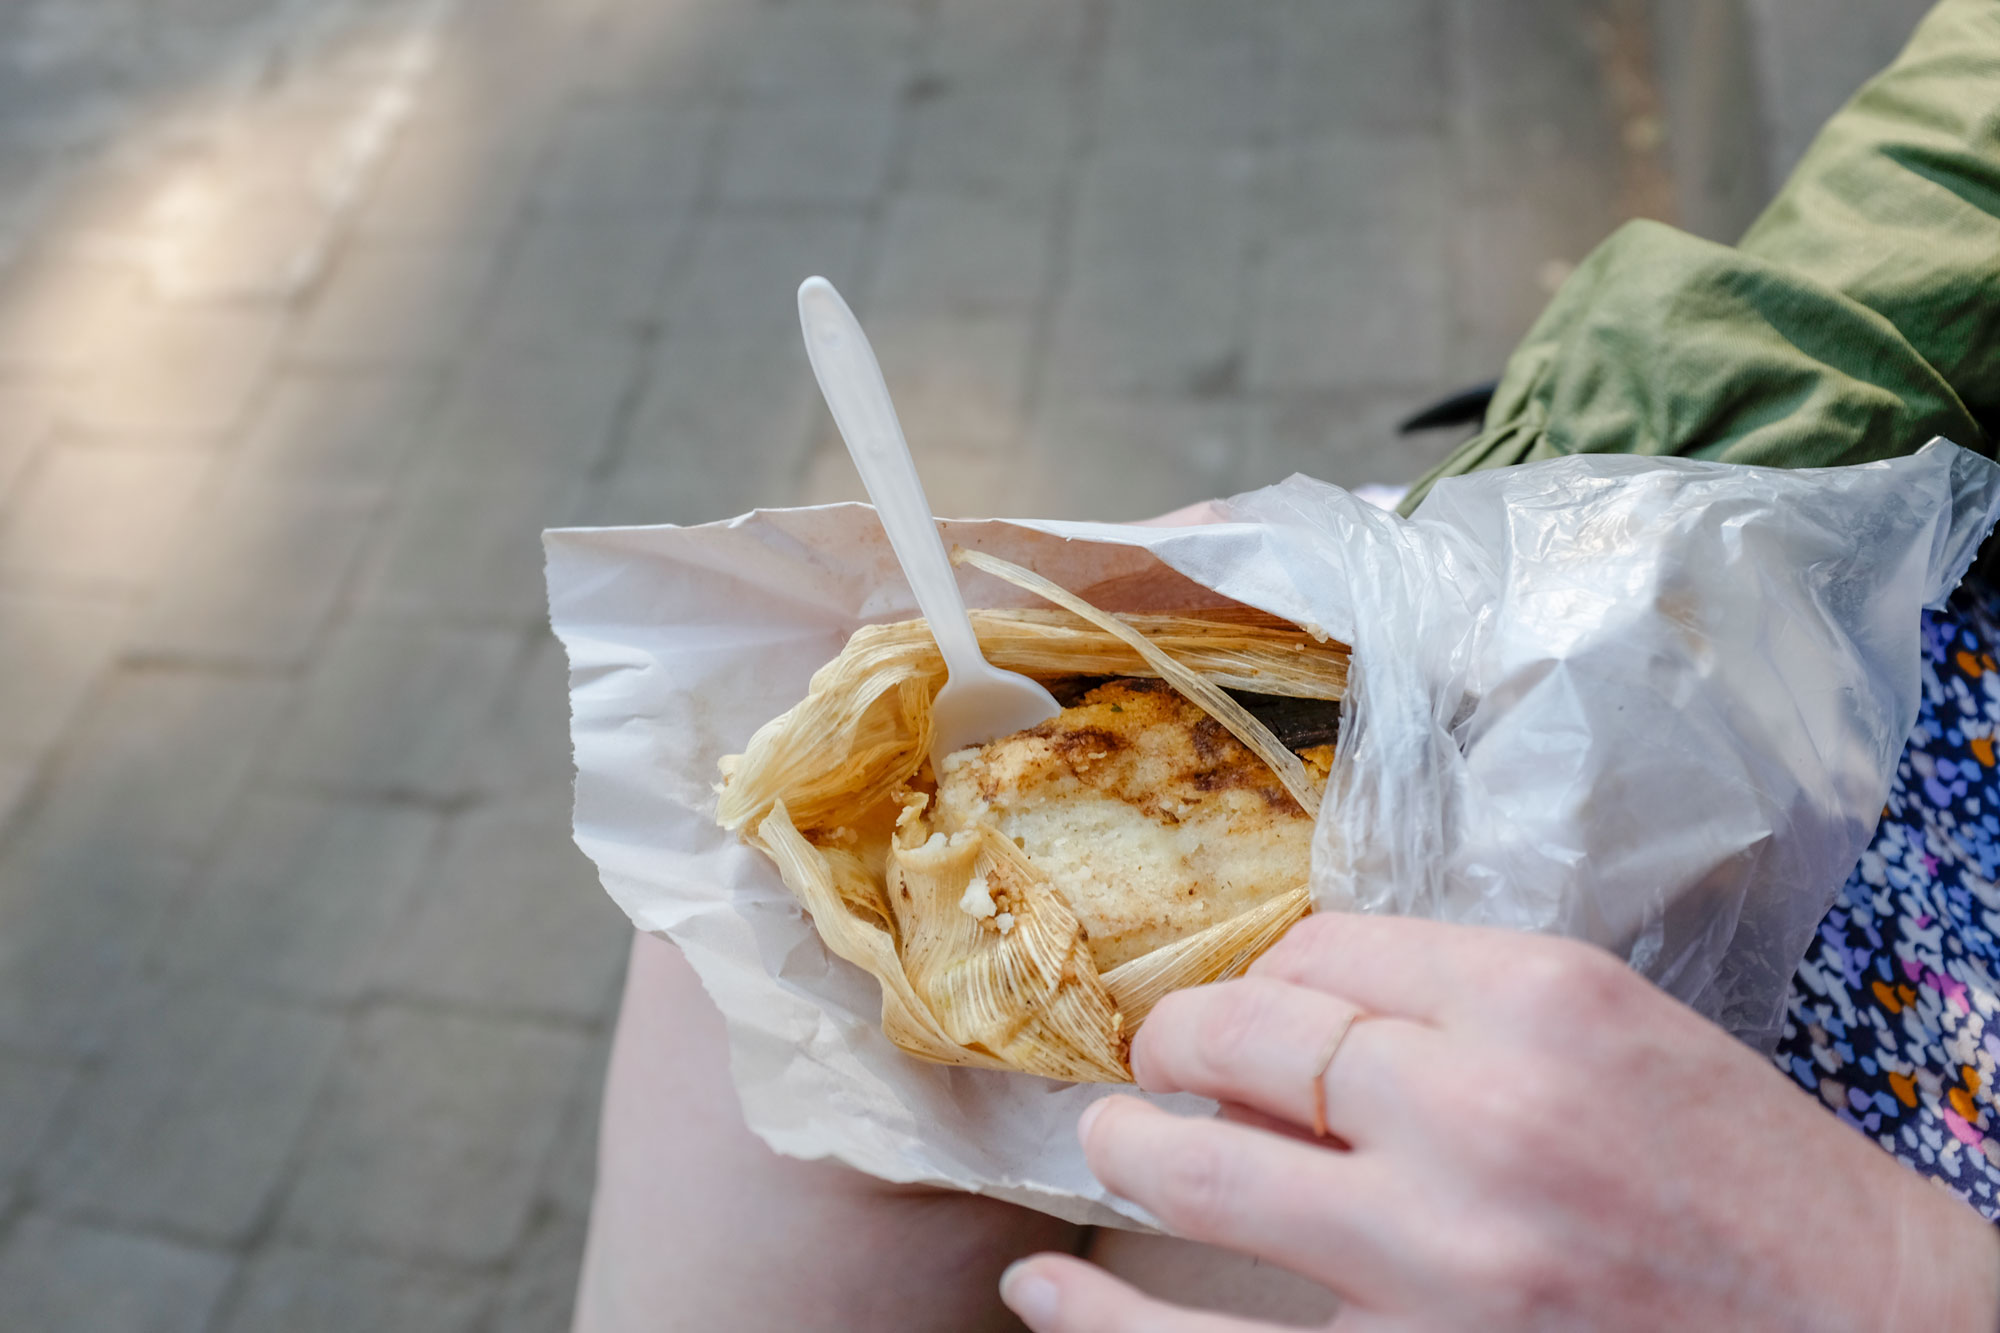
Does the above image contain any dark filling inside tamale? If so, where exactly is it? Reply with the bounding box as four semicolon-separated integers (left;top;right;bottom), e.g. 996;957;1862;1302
1038;675;1341;753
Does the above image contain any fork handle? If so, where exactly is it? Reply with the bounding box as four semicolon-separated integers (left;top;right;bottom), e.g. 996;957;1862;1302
797;277;986;674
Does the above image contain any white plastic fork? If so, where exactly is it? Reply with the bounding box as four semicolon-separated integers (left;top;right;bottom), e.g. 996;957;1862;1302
797;275;1061;769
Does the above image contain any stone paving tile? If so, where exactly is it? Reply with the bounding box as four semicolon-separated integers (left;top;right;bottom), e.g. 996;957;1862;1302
1103;0;1278;58
229;371;437;498
217;1244;489;1333
611;193;869;482
1448;195;1598;381
924;0;1087;94
357;472;587;626
1448;0;1628;370
0;382;76;508
1753;0;1932;185
617;328;820;513
0;444;214;592
265;617;521;800
29;147;200;272
0;588;128;757
416;333;645;482
130;480;377;668
0;259;151;375
60;304;284;437
290;238;504;369
570;453;775;528
1095;7;1278;151
463;631;582;802
722;2;919;102
1026;393;1253;523
135;183;331;310
153;794;441;1004
24;667;290;858
30;153;198;278
1249;134;1452;391
1046;149;1258;397
539;1026;616;1223
845;313;1036;456
1278;0;1450;136
531;99;718;220
485;217;689;346
659;210;870;341
488;1209;590;1333
0;668;287;1055
797;437;1055;520
0;1216;233;1333
715;94;902;207
0;836;198;1059
448;0;604;69
1248;389;1471;494
0;140;62;254
795;442;872;509
867;190;1056;318
34;986;343;1244
374;802;629;1021
0;757;31;843
278;1005;590;1265
903;83;1077;203
351;105;548;246
568;0;761;104
0;1054;78;1189
602;395;818;523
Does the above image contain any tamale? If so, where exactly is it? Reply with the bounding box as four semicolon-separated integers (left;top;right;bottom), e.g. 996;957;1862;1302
718;554;1348;1083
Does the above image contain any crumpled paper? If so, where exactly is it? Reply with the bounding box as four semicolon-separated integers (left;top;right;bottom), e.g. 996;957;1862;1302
546;439;2000;1229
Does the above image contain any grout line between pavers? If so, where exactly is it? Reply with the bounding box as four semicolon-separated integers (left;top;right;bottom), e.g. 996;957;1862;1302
196;990;602;1331
1014;0;1111;466
584;0;791;490
0;1202;242;1265
779;0;942;497
1215;3;1285;498
1441;0;1481;388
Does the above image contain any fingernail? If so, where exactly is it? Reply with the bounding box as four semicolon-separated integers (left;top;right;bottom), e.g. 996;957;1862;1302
1000;1261;1059;1325
1076;1097;1108;1146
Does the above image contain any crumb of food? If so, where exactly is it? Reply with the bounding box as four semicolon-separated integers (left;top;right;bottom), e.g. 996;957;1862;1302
994;911;1015;934
959;867;997;919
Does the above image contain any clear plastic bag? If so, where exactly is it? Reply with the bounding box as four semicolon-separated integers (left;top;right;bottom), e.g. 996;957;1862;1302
1223;439;2000;1047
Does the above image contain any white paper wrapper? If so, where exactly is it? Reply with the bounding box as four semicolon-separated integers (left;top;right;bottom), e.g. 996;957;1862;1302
546;439;2000;1229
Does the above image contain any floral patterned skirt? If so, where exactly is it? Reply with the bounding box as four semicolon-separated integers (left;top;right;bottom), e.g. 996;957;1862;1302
1778;576;2000;1219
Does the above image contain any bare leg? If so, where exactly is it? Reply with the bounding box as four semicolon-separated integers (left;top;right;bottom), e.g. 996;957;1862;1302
572;932;1083;1332
1086;1231;1341;1327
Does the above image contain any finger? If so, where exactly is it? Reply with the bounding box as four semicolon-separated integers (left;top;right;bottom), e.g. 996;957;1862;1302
1251;910;1519;1021
1001;1253;1297;1333
1215;1101;1319;1144
1080;1095;1400;1302
1134;977;1437;1145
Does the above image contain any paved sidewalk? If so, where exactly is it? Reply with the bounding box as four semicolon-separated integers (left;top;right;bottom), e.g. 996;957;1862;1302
0;0;1839;1327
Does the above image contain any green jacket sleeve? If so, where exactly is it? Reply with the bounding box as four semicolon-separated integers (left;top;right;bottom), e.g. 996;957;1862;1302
1400;0;2000;516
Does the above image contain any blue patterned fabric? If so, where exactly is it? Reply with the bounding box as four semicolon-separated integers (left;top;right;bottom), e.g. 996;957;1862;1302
1778;578;2000;1218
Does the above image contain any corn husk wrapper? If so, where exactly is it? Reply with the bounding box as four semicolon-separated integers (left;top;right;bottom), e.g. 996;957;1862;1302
548;508;1345;1229
719;576;1345;1083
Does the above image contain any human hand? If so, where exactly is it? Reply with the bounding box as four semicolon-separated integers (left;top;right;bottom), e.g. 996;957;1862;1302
1000;915;2000;1331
